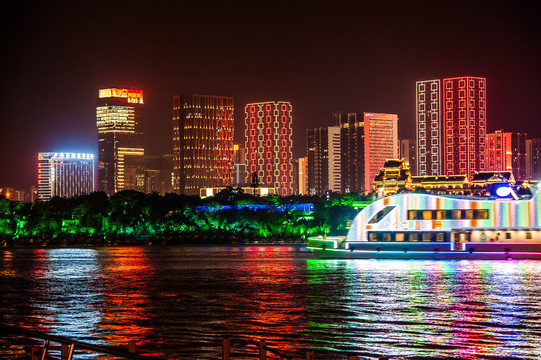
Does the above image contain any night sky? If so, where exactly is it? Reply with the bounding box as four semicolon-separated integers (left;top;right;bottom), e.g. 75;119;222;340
1;1;540;189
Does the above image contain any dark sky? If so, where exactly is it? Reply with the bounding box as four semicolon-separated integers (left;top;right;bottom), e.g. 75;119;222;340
1;1;540;189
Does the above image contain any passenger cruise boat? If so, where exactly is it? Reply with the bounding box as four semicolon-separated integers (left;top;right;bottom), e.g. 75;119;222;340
307;188;541;259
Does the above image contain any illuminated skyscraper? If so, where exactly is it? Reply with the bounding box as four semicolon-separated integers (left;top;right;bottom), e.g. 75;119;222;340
416;79;442;175
486;130;527;180
399;138;417;176
364;113;399;191
307;126;341;195
233;144;246;186
338;112;398;193
173;94;234;195
442;76;487;180
298;157;308;195
37;152;95;200
527;138;541;180
245;101;293;196
96;88;144;195
338;112;364;193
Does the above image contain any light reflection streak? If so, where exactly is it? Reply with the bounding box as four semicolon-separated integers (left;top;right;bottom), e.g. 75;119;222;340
95;247;155;350
305;259;541;359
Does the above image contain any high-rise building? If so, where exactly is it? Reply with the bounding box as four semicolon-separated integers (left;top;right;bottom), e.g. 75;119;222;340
233;144;247;186
143;154;173;195
486;130;527;180
364;113;399;191
338;112;398;193
307;126;341;195
399;139;417;176
172;94;234;195
527;138;541;180
96;88;144;195
298;157;308;195
442;77;487;180
416;79;442;176
37;152;95;200
338;112;364;193
245;101;293;196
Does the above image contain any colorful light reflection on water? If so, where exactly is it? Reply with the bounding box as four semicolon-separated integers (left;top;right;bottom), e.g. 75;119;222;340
1;247;541;359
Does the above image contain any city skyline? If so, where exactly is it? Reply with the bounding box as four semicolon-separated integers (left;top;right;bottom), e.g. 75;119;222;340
1;1;540;189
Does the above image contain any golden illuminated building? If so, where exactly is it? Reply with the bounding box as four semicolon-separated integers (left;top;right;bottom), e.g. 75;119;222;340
172;94;234;195
372;159;412;196
96;88;144;195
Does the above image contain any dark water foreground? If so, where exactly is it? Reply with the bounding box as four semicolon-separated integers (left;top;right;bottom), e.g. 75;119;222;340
1;246;541;359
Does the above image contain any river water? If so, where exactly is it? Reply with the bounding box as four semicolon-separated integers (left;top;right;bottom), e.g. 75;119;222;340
1;246;541;359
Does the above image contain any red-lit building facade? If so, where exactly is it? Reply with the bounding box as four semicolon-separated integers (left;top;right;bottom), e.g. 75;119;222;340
172;94;234;195
416;79;442;176
245;101;293;196
364;113;399;191
486;130;527;180
442;76;487;180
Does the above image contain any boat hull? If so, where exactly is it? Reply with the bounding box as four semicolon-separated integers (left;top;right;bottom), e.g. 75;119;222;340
307;238;541;260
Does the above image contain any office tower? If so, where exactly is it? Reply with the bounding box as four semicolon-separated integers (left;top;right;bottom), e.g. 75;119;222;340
527;138;541;180
486;130;527;180
338;112;363;193
364;113;399;191
307;126;341;195
233;144;247;186
442;77;487;180
298;157;308;195
96;88;144;195
399;139;417;176
37;152;95;200
291;158;300;195
143;154;173;195
245;101;293;196
416;80;442;176
172;94;234;195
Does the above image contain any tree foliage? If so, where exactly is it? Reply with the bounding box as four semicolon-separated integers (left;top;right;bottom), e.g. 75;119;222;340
0;188;371;245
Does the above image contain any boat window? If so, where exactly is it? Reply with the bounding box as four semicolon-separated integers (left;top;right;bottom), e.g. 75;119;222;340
368;206;396;224
408;209;490;220
476;209;489;219
395;233;405;242
526;232;532;239
506;232;512;239
409;233;419;241
369;232;378;241
383;233;392;242
422;232;433;241
436;232;445;242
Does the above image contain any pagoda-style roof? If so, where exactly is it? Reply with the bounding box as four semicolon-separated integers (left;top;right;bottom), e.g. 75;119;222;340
411;175;468;184
470;171;515;184
382;159;405;168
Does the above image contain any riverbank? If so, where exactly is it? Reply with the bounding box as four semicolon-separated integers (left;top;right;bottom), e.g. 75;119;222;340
0;235;309;248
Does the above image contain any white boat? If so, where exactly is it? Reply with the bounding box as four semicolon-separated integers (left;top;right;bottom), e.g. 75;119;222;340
307;188;541;259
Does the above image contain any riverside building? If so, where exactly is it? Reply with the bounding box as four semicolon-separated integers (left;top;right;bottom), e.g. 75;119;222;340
245;101;293;196
442;76;487;180
173;94;234;195
96;88;144;195
37;152;95;200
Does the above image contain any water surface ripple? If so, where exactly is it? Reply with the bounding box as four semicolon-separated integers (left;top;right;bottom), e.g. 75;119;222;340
1;246;541;359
